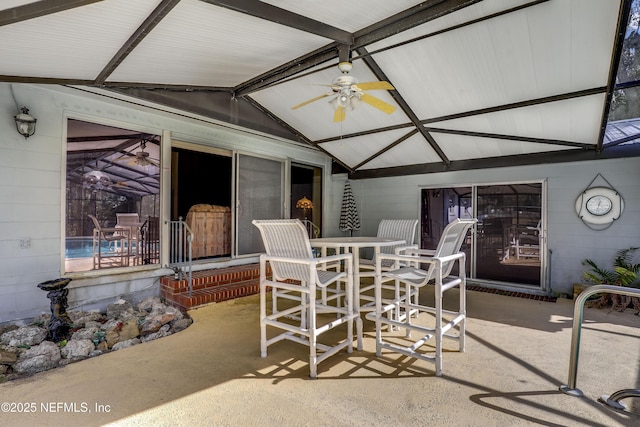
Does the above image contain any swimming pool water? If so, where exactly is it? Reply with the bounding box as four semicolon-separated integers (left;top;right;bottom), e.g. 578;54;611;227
65;238;136;259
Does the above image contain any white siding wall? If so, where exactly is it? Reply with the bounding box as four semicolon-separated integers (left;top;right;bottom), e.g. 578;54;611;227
0;83;331;324
1;82;639;323
324;160;640;297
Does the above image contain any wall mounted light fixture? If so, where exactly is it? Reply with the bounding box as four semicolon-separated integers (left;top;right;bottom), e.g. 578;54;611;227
14;107;37;139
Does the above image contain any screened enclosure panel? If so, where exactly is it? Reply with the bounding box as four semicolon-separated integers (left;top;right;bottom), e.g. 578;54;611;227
236;154;284;255
476;183;542;287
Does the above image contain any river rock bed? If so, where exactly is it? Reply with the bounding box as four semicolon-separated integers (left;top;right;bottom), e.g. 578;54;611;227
0;297;191;382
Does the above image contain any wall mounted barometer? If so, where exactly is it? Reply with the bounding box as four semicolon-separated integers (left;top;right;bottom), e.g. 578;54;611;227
575;174;623;230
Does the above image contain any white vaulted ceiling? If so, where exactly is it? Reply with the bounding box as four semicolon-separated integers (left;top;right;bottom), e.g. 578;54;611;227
1;0;637;178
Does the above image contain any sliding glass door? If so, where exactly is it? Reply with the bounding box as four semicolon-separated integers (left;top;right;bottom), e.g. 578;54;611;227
236;154;284;255
476;183;542;287
421;182;543;288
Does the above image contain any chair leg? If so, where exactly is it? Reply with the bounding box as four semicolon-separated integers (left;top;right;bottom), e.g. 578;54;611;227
345;270;354;354
405;282;413;338
435;280;443;377
308;285;317;379
259;261;268;358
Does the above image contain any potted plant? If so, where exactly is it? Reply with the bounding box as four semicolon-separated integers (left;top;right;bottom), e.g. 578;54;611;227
581;247;640;313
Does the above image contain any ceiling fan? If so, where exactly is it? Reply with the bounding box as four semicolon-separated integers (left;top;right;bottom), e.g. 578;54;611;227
291;62;396;122
118;140;159;168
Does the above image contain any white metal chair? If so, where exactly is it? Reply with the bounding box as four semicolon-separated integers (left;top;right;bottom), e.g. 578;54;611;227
252;219;360;378
359;219;419;318
115;213;141;255
359;219;419;271
506;220;541;260
366;218;476;376
88;214;130;269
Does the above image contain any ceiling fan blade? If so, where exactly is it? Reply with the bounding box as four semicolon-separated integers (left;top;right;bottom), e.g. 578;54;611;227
291;93;333;110
333;106;346;122
115;152;134;163
360;93;396;114
355;81;394;91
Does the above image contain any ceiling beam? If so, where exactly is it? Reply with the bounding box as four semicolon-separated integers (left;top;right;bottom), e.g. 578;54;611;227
349;145;640;180
0;0;101;27
425;127;594;149
0;75;95;85
67;133;156;143
234;0;479;96
358;46;450;166
352;0;482;48
245;96;356;173
199;0;351;43
95;0;180;85
315;122;414;144
353;0;548;60
234;43;340;97
352;129;419;171
421;87;606;124
596;0;633;153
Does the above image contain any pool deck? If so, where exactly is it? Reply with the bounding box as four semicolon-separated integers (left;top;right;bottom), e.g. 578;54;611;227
1;287;638;426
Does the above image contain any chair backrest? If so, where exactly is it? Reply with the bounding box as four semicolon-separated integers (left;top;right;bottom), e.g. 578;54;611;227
426;218;476;279
252;219;315;283
376;219;418;254
116;213;140;227
88;214;102;230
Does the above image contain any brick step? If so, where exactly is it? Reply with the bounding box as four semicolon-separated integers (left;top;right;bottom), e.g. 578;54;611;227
161;263;267;311
164;279;260;312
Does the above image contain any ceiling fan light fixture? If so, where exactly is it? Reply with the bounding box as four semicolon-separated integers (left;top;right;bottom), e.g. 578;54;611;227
83;170;111;191
349;95;361;110
337;61;352;73
293;60;395;120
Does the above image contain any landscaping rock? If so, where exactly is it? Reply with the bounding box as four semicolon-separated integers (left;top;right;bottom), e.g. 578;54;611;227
170;318;193;334
0;346;18;364
13;341;61;374
140;313;175;336
1;326;48;347
68;310;104;326
2;297;191;381
137;296;162;313
103;318;140;348
0;324;18;336
60;339;94;360
111;338;141;351
141;324;171;342
71;326;100;342
106;300;134;319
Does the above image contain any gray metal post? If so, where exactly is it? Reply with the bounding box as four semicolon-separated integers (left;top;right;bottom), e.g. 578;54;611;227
560;284;640;397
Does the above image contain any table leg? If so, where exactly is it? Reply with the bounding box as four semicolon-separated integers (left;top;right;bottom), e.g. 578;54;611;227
375;259;382;356
352;246;363;350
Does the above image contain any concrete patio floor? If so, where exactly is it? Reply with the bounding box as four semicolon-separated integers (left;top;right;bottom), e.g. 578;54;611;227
1;287;638;426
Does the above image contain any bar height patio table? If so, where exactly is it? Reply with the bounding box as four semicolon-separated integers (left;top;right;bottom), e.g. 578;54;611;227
310;236;405;350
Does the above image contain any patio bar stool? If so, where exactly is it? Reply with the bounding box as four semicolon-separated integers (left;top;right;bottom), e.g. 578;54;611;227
366;218;476;376
252;219;360;378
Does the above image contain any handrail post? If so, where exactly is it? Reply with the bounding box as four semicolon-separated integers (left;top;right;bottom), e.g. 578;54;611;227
560;284;640;398
165;218;193;296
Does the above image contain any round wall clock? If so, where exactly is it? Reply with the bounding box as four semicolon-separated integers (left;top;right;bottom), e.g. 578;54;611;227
575;187;623;227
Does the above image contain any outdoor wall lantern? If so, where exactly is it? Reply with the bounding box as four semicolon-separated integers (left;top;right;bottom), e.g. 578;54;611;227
14;107;37;139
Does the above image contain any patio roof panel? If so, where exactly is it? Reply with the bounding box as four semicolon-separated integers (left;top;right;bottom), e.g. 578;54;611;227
0;0;160;80
109;0;333;87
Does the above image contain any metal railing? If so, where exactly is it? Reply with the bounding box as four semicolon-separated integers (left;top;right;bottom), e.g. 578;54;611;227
301;219;320;238
560;284;640;412
166;217;193;296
